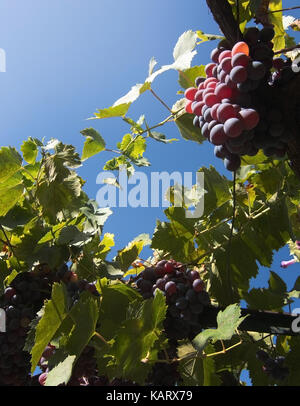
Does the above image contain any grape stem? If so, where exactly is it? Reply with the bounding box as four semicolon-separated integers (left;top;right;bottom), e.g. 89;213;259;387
0;223;21;266
274;44;300;55
150;89;173;114
261;6;300;15
93;331;110;346
226;171;237;303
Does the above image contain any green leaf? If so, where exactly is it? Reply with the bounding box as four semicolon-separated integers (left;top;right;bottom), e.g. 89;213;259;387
108;290;167;383
196;31;224;43
97;233;115;259
65;292;99;356
118;134;146;159
112;82;151;107
80;200;112;235
92;103;131;119
192;304;248;353
269;1;285;52
146;31;197;83
99;282;143;340
174;107;205;144
116;236;149;271
21;138;38;165
80;128;106;161
178;343;221;386
45;355;76;386
0;147;22;183
178;65;206;89
148;131;178;144
30;283;68;373
0;175;24;217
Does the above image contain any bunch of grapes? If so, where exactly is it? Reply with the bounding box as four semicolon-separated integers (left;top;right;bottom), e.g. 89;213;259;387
184;26;297;171
134;259;210;341
256;350;289;381
0;266;57;386
56;263;100;308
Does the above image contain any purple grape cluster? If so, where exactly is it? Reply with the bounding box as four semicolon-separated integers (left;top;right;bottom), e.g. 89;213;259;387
134;259;210;340
185;26;298;171
0;266;57;386
256;349;289;381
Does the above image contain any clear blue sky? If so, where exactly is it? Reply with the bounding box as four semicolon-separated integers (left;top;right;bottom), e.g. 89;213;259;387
1;1;300;372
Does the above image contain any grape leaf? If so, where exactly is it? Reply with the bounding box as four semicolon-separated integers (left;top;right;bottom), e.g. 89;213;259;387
30;283;68;373
178;65;206;89
21;138;39;165
106;290;167;383
45;355;76;386
80;128;106;161
0;147;22;183
192;304;248;353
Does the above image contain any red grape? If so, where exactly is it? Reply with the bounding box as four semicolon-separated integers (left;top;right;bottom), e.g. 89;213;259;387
232;52;250;68
215;83;233;100
224;117;244;138
230;66;248;83
184;87;197;101
238;109;260;130
217;103;236;123
210;124;228;145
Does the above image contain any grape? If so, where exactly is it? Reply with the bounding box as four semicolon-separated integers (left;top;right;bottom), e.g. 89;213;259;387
220;57;232;74
210;124;228;145
203;108;213;123
244;27;260;44
238;109;259;130
232;41;249;56
217;70;227;83
204;93;220;107
204;77;218;88
195;76;205;87
184;87;197;101
194;89;203;101
224;118;244;138
185;100;193;114
38;373;48;386
230;66;248;83
193;279;205;292
225;75;237;89
217;103;236;123
231;52;249;68
224;155;241;171
208;120;218;132
165;281;177;295
259;26;275;42
206;81;217;90
205;63;217;77
247;61;266;80
211;103;221;121
215;83;233;100
214;144;231;159
164;261;175;274
192;101;205;116
193;116;200;128
202;122;210;138
218;50;232;63
210;48;222;63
